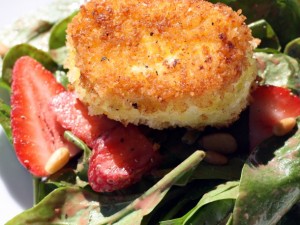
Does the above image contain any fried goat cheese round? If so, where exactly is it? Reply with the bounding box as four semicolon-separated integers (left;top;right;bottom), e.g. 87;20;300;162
66;0;257;130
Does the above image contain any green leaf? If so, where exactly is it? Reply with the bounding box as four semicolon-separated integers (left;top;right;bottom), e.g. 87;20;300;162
6;187;103;225
248;19;281;51
151;158;244;182
191;158;244;181
0;80;11;93
160;181;239;225
141;180;219;224
254;52;300;93
33;178;58;204
49;11;78;49
0;79;11;106
95;150;205;225
47;168;78;187
228;0;300;46
254;48;281;54
0;99;12;143
1;44;58;85
232;119;300;225
13;151;205;225
64;131;92;182
64;131;91;156
54;69;69;88
0;0;83;49
181;200;234;225
195;181;239;211
284;37;300;61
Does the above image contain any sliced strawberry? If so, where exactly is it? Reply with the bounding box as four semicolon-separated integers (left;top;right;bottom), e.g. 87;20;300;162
50;91;160;191
249;85;300;150
11;56;77;177
51;91;119;147
88;125;160;192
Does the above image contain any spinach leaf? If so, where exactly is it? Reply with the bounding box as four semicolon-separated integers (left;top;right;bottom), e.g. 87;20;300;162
232;119;300;225
0;79;11;105
160;181;239;225
248;19;281;51
54;69;69;88
284;37;300;61
182;200;234;225
33;178;59;204
38;132;92;193
7;151;205;225
0;0;83;49
5;187;103;225
254;52;300;93
95;151;205;225
142;180;221;224
49;11;78;50
161;200;234;225
0;99;11;143
1;44;57;85
151;158;244;182
48;12;78;65
228;0;300;47
64;131;92;183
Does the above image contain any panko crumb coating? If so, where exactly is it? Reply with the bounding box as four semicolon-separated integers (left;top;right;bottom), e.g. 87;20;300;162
66;0;257;130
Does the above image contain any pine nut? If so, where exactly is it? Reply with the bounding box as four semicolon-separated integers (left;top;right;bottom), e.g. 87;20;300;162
273;117;296;136
204;150;228;165
45;147;70;175
199;133;237;154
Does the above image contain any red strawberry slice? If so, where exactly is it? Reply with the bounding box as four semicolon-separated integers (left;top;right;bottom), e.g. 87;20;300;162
50;91;160;191
249;85;300;150
51;91;119;147
11;56;77;177
88;125;160;192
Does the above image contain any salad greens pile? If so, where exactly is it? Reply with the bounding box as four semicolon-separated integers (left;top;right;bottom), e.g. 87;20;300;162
1;0;300;224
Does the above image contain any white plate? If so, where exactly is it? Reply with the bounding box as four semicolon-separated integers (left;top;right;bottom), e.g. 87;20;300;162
0;1;54;224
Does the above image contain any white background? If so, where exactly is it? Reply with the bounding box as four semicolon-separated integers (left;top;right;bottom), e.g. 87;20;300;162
0;1;54;224
0;0;54;29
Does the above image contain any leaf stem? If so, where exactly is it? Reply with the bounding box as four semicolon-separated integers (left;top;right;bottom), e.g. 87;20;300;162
96;150;206;225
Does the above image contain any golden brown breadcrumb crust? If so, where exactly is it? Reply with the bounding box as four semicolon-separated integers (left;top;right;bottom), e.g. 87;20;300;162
66;0;256;129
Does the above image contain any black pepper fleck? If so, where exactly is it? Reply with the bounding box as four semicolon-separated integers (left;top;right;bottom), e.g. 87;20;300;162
219;33;225;40
101;56;109;61
132;103;138;109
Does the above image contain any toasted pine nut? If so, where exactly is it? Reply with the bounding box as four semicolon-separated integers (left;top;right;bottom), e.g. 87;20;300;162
45;147;70;174
0;42;9;57
199;133;237;154
204;150;228;165
273;117;296;136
